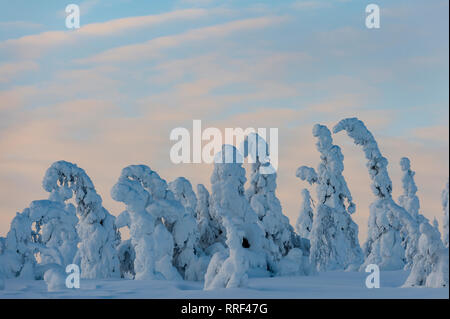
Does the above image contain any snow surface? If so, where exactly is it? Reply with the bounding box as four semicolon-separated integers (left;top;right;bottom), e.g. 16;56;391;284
0;270;447;299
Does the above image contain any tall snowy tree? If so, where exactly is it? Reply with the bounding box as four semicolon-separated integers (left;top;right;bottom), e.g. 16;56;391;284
296;189;314;240
442;181;449;248
297;124;363;271
204;145;268;290
43;161;121;279
333;118;419;270
398;157;427;224
403;222;449;288
243;133;308;275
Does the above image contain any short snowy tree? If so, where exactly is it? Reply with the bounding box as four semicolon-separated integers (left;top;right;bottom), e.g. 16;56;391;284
442;181;449;248
243;133;309;275
398;157;427;224
333;118;419;270
296;189;314;240
196;184;225;254
43;160;121;279
28;200;79;267
297;124;363;271
204;145;268;290
0;198;78;280
403;222;449;288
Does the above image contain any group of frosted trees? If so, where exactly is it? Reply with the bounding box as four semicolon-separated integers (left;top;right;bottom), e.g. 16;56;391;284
296;118;448;287
0;118;448;290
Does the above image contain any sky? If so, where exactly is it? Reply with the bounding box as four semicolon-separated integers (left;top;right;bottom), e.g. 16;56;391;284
0;0;448;243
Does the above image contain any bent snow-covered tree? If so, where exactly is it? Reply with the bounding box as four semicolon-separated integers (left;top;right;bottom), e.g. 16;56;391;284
204;145;268;290
111;165;181;281
333;118;419;270
296;189;314;240
442;181;449;248
43;161;120;279
403;222;449;288
243;132;310;275
297;124;363;271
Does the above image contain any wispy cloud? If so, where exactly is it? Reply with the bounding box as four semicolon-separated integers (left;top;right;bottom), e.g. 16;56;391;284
0;61;39;83
78;16;288;64
0;8;213;59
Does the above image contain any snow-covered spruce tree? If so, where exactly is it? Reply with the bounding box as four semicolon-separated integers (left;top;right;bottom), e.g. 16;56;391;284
196;184;225;254
111;165;181;281
242;132;310;275
43;160;121;279
296;189;314;240
204;145;268;290
333;118;419;270
296;124;363;271
398;157;427;224
402;222;449;288
442;181;449;248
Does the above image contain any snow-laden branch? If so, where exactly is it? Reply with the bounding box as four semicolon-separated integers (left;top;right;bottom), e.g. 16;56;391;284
333;117;392;198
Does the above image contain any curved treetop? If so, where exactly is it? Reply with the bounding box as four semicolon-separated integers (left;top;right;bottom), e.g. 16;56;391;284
333;117;392;199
